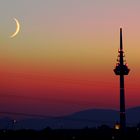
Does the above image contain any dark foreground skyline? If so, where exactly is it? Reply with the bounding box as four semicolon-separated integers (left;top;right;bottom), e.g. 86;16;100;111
0;126;140;140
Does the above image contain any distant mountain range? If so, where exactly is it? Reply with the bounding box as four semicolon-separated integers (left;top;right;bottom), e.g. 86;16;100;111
0;107;140;130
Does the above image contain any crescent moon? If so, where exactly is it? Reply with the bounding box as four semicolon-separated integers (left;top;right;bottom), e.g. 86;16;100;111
10;18;20;38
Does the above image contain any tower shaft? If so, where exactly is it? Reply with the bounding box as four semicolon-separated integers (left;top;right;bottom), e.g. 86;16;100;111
120;74;126;131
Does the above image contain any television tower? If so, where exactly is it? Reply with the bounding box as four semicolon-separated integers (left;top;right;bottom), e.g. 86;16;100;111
114;28;130;132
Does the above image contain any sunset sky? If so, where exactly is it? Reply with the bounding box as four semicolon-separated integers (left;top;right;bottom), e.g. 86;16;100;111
0;0;140;116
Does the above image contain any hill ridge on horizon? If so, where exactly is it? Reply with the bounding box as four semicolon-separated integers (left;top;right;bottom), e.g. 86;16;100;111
0;106;140;130
1;106;140;118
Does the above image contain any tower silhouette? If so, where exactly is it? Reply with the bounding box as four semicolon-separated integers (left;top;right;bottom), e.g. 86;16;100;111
114;28;130;133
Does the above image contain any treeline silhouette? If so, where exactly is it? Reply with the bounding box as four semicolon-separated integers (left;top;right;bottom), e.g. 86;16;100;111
0;126;140;140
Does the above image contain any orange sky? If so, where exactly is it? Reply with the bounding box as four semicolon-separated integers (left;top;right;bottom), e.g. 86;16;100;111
0;0;140;116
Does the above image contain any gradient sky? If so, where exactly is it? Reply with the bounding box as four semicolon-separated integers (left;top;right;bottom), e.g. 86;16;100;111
0;0;140;117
